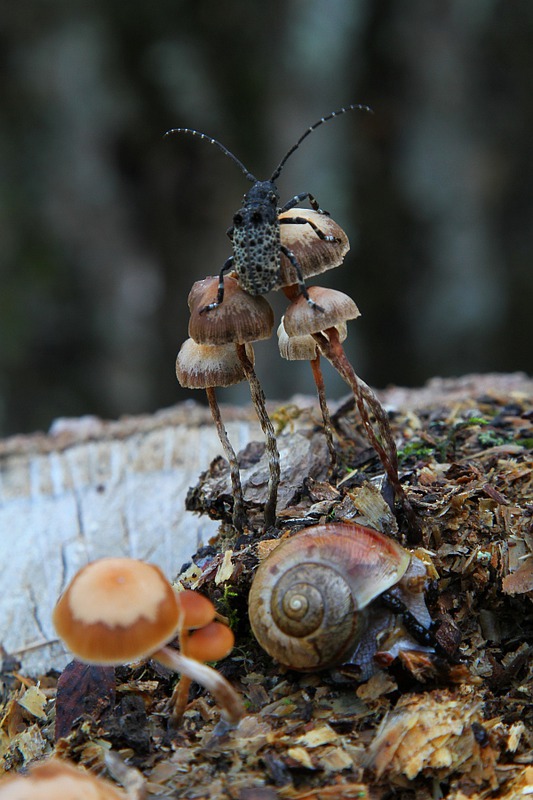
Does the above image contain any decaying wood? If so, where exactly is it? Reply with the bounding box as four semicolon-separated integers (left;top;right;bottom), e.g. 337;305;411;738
1;372;532;800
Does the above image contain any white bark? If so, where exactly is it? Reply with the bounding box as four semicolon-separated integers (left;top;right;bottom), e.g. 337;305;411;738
0;403;261;674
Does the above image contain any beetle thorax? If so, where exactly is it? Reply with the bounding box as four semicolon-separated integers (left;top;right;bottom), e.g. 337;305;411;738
232;181;281;296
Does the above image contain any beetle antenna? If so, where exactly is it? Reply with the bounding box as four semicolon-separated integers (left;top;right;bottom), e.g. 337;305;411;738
165;128;257;183
270;104;372;182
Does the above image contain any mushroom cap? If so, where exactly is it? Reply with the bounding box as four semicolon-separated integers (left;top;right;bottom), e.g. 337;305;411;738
186;621;235;662
175;589;216;629
277;317;349;360
176;339;249;388
53;558;180;665
0;758;126;799
283;287;360;337
278;209;350;287
188;276;274;345
277;319;317;361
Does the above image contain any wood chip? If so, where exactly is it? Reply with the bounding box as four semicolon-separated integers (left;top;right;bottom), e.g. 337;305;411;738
294;724;338;748
214;549;235;584
17;686;47;720
287;746;315;769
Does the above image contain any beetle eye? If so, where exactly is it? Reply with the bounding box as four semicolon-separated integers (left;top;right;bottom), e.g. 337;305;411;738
233;212;243;225
269;193;276;204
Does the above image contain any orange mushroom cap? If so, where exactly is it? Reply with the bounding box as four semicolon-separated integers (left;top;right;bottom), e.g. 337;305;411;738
53;558;180;665
175;589;216;630
0;758;126;799
186;621;235;662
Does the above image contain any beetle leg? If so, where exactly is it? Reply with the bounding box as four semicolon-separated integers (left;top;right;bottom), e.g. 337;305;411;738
279;215;339;243
280;192;330;216
280;245;324;311
199;257;234;313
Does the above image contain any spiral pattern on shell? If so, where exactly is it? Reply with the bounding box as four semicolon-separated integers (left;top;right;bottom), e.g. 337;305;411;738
248;523;411;671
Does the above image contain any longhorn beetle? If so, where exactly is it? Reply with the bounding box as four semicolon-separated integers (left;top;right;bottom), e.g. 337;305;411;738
165;104;371;313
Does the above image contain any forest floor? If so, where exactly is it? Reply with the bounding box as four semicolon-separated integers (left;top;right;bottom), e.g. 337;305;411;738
1;373;532;799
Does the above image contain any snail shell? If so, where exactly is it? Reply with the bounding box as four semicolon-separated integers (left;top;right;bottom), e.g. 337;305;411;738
248;523;411;671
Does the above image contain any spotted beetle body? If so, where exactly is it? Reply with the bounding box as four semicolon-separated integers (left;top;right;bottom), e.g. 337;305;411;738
232;181;281;295
166;105;371;311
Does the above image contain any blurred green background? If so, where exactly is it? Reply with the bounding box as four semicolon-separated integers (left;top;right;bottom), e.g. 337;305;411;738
1;1;532;436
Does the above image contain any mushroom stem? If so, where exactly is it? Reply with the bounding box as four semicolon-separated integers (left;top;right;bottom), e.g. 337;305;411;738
312;328;420;540
154;646;244;724
168;615;192;724
169;673;192;723
235;343;280;529
309;353;337;471
205;386;246;532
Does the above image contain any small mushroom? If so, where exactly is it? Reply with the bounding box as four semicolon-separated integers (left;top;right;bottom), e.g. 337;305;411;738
188;275;274;346
277;317;342;469
176;338;251;531
169;587;215;721
170;616;236;721
188;276;280;528
284;287;417;534
175;588;216;630
186;620;235;662
53;558;243;724
278;209;350;288
0;758;127;799
283;286;361;337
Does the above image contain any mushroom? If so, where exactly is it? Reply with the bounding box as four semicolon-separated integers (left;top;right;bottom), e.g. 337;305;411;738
0;758;127;799
283;286;418;535
176;338;251;531
170;612;235;721
277;316;343;469
53;558;243;724
188;275;280;528
170;587;215;721
188;275;274;346
174;587;216;631
278;209;350;289
186;620;235;662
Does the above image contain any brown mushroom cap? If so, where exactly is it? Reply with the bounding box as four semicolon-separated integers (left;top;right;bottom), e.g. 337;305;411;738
278;209;350;287
277;319;317;361
53;558;180;665
176;339;249;388
283;287;360;337
186;621;235;662
0;758;126;799
277;316;348;360
175;589;216;629
188;276;274;345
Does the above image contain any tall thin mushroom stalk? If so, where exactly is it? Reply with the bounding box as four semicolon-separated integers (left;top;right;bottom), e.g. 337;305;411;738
277;209;353;471
188;276;279;529
176;338;249;531
277;317;339;471
283;286;420;539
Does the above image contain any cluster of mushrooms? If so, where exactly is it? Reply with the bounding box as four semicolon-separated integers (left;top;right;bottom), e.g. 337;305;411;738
176;209;415;533
0;559;244;797
52;557;244;725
